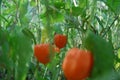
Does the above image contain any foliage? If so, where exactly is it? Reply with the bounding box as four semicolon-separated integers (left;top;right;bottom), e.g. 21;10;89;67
0;0;120;80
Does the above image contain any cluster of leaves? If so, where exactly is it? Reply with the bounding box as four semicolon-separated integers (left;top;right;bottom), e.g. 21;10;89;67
0;0;120;80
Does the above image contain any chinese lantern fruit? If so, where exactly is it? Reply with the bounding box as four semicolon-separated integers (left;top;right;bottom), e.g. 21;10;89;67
34;44;54;64
54;34;67;49
62;48;94;80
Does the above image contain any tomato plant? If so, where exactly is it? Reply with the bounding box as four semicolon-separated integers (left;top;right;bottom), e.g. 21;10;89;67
0;0;120;80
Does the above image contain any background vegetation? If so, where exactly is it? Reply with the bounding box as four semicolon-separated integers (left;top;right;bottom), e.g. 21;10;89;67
0;0;120;80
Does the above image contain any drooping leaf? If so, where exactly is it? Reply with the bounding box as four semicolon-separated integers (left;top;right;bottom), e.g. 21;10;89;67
9;28;33;80
83;30;114;78
0;29;13;78
22;28;36;44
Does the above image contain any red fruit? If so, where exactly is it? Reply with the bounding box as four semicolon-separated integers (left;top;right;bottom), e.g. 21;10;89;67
54;34;67;49
34;44;54;64
62;48;93;80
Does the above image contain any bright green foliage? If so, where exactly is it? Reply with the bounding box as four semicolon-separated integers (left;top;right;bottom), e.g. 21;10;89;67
0;29;12;70
53;25;63;34
83;30;114;79
22;28;36;44
9;28;33;80
102;0;120;14
0;0;120;79
0;28;33;80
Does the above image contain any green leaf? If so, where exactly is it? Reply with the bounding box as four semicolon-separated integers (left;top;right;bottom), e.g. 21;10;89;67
19;1;28;18
36;76;46;80
0;29;13;77
47;55;60;80
19;1;30;27
0;29;7;45
0;0;2;6
102;0;120;14
91;70;119;80
20;16;30;26
79;0;87;9
53;2;65;9
30;0;36;6
51;13;64;23
0;42;13;70
53;23;63;34
9;28;33;80
22;28;36;44
83;30;114;78
46;7;64;23
71;7;83;16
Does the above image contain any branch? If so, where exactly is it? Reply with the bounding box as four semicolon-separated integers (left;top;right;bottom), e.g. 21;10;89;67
0;15;9;23
85;20;97;34
102;16;119;37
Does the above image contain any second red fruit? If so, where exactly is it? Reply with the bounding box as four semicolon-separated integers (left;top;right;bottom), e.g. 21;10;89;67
34;44;54;64
54;34;67;49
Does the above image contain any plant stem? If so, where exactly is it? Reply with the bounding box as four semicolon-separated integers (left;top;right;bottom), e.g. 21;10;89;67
102;16;119;37
33;61;39;79
43;67;48;79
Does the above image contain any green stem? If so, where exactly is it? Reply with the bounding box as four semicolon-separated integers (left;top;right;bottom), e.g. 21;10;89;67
43;67;48;79
33;61;39;79
102;16;119;37
37;0;41;44
86;20;97;33
0;15;9;23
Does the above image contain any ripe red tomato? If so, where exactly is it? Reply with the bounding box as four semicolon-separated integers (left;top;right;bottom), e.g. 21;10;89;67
62;48;93;80
54;34;67;49
34;44;54;64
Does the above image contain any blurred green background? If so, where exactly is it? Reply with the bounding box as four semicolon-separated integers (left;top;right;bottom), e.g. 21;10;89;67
0;0;120;80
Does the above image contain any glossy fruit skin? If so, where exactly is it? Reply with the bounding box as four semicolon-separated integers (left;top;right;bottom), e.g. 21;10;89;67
54;34;67;49
62;48;93;80
34;44;54;64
